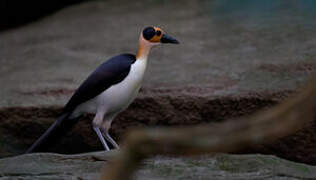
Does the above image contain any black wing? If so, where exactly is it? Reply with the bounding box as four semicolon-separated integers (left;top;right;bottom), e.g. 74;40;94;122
63;53;136;113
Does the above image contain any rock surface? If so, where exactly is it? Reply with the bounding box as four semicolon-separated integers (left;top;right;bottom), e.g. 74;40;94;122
1;90;316;165
1;151;316;180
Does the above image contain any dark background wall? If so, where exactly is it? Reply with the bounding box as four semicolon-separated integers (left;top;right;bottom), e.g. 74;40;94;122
0;0;85;31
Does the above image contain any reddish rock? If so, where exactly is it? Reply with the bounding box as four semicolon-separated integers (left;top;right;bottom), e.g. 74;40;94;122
1;88;316;165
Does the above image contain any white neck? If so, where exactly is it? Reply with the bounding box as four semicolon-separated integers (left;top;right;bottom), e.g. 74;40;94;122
136;34;154;60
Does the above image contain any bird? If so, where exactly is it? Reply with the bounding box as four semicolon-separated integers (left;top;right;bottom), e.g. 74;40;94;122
26;26;179;153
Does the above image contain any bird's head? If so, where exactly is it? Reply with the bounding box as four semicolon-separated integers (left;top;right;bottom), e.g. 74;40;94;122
137;26;179;59
142;26;179;45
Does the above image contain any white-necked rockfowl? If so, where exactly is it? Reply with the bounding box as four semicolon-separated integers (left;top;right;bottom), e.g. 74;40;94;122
26;26;179;153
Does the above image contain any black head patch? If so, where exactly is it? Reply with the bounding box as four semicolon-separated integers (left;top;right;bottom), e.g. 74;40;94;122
143;27;155;40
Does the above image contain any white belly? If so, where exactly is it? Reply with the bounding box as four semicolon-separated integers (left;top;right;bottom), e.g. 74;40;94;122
74;59;147;116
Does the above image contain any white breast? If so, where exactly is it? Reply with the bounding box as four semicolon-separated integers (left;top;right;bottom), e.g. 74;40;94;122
74;58;147;116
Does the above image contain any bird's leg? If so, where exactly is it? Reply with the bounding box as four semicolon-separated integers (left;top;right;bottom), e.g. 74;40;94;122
93;126;110;151
101;120;119;149
103;130;119;149
92;112;110;151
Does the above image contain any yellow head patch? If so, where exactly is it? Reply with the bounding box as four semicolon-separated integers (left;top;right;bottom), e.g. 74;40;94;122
149;27;164;43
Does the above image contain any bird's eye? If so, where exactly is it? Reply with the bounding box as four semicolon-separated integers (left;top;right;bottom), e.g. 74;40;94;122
156;30;162;36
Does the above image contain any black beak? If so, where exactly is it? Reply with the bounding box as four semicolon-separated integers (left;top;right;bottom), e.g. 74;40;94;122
160;34;180;44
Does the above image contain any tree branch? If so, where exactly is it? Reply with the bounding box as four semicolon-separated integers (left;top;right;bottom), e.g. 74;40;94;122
101;75;316;180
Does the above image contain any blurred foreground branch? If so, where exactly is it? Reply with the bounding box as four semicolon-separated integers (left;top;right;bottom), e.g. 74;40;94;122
101;76;316;180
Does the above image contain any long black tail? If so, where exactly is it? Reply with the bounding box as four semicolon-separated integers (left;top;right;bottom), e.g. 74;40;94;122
25;112;79;153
